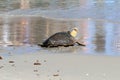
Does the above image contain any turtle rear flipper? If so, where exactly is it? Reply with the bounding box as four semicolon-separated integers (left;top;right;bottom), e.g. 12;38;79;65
37;44;48;47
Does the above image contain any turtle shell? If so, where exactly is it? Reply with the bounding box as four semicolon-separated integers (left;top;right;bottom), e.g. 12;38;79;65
41;31;76;47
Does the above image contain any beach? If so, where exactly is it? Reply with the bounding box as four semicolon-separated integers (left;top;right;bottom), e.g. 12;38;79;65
0;0;120;80
0;46;120;80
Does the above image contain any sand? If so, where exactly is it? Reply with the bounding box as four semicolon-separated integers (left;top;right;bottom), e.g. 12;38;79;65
0;46;120;80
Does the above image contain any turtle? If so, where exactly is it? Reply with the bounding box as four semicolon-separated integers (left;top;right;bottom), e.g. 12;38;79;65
38;28;85;47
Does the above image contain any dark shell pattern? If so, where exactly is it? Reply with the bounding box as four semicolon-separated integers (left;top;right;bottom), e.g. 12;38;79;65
41;31;76;47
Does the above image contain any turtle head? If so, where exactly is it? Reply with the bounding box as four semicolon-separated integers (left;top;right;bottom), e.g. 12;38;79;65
70;28;78;37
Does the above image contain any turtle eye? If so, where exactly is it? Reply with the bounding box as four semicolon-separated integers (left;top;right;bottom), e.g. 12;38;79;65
74;29;78;32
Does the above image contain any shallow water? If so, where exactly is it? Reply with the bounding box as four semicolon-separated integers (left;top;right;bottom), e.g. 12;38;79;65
0;16;120;55
0;0;120;55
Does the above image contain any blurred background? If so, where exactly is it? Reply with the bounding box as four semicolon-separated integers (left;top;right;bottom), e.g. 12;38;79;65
0;0;120;55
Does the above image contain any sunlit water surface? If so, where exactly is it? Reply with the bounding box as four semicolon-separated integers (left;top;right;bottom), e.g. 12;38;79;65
0;0;120;55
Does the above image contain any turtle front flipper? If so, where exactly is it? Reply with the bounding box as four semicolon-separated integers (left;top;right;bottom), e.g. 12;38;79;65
76;42;86;46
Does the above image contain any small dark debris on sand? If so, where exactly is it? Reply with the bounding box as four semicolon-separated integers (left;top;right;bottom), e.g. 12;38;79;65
0;56;3;60
36;74;40;76
0;66;4;69
34;70;38;72
44;60;47;62
34;60;41;65
34;62;41;65
11;64;15;67
53;74;59;77
57;70;60;72
9;61;14;63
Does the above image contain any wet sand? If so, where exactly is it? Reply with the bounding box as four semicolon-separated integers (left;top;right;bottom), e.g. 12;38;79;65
0;46;120;80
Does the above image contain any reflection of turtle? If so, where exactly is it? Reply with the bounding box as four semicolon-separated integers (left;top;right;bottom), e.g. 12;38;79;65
39;28;85;47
